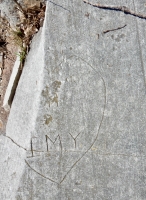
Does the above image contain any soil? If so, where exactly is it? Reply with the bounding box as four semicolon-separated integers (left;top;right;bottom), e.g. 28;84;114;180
0;17;18;135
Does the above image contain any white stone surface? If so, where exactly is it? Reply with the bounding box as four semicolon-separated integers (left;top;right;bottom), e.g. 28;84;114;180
3;53;21;111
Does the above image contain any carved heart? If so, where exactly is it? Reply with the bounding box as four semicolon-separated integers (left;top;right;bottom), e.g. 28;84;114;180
25;55;106;184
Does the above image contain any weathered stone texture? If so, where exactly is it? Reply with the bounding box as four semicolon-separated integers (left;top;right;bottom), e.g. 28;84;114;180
1;0;146;199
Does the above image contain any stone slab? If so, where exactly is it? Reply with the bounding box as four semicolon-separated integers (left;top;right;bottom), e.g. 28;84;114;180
1;0;146;199
0;26;44;200
3;52;21;111
0;52;3;69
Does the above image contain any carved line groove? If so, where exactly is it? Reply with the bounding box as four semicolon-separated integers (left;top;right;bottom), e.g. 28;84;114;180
5;136;27;151
69;132;81;148
25;160;59;184
60;55;107;184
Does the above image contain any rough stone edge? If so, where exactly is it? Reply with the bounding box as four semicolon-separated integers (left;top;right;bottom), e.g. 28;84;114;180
0;24;46;200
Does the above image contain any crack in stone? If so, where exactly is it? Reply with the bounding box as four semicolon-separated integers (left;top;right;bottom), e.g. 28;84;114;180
83;0;146;19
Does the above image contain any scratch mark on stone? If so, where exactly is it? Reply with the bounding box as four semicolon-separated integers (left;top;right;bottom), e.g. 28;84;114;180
99;153;146;158
45;134;61;145
5;136;27;151
103;24;127;34
49;1;71;13
69;132;81;148
58;134;63;158
25;160;59;184
27;150;46;153
45;134;62;157
83;0;146;19
45;135;49;152
26;151;146;159
31;139;34;157
26;155;40;159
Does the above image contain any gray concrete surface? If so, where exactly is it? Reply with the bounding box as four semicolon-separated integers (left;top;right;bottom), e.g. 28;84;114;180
1;0;146;199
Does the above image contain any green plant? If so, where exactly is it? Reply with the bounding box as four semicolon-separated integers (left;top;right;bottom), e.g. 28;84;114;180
17;47;27;68
11;29;27;67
